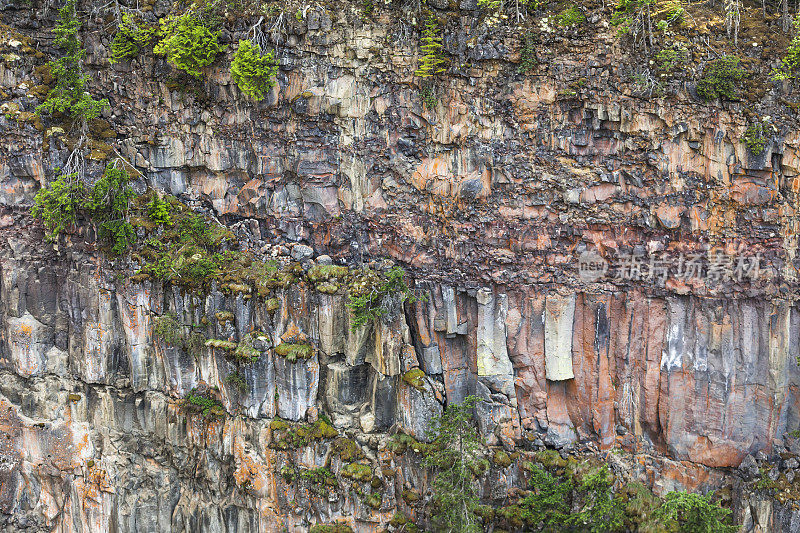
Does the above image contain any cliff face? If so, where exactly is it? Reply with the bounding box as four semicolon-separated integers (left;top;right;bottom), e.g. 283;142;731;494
3;0;800;531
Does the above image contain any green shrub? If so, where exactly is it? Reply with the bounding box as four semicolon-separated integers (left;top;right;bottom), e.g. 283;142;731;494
36;0;108;121
518;463;573;528
347;266;424;330
569;465;625;532
154;11;224;79
33;161;134;253
110;13;156;64
773;15;800;80
153;313;182;345
654;44;687;71
147;195;172;225
415;15;447;77
231;39;278;100
653;491;738;533
743;122;768;155
32;172;84;242
556;5;585;27
84;163;136;255
182;388;225;418
696;56;746;101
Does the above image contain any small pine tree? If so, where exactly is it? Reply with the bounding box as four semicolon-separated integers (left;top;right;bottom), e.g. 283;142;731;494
569;465;625;532
519;463;573;528
31;172;85;242
653;491;738;533
110;13;156;64
83;162;136;255
696;56;746;101
36;0;109;123
415;15;447;77
230;39;278;101
424;395;484;533
33;160;136;254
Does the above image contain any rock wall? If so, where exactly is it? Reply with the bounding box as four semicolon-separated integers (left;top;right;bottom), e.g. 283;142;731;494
2;0;800;531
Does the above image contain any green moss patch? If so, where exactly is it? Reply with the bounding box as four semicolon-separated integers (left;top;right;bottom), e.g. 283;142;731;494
342;463;373;482
274;342;314;362
182;388;225;418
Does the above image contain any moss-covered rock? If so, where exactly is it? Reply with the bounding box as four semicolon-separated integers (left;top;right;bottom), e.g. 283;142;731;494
274;342;314;362
341;463;373;482
493;449;512;468
331;437;364;462
402;367;426;391
364;492;382;509
402;488;421;504
309;523;353;533
308;264;349;282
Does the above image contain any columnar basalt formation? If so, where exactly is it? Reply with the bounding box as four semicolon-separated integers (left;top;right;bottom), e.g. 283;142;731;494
2;0;800;531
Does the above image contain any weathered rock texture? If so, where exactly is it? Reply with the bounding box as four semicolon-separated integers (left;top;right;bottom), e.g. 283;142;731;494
2;0;800;531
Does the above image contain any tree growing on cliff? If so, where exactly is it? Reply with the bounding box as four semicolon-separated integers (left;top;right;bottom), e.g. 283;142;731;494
110;13;156;64
230;39;278;101
424;395;484;533
82;160;136;255
611;0;655;51
569;465;625;532
154;11;225;79
653;491;738;533
415;15;447;78
31;170;85;242
347;266;425;330
36;0;109;127
33;159;136;254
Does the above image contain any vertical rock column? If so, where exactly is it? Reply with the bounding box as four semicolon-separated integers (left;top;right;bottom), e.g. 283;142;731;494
543;294;576;447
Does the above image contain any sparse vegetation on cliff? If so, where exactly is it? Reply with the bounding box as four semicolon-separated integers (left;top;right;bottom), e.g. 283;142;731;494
274;342;314;362
556;5;585;26
743;121;768;155
773;14;800;80
182;388;225;418
153;313;206;355
347;266;424;330
518;32;537;73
